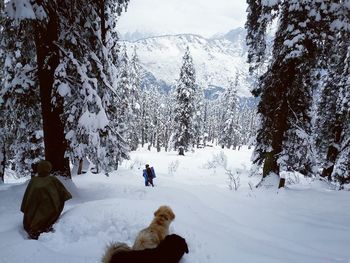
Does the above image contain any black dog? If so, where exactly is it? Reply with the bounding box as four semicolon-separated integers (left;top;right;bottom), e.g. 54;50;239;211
108;234;189;263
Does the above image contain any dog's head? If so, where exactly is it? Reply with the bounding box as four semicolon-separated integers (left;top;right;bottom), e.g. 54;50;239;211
157;234;189;262
154;205;175;225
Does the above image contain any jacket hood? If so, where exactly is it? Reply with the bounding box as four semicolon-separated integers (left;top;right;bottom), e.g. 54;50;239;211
37;160;52;177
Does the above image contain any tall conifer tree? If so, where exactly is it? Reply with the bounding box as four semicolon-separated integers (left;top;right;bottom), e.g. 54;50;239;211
246;1;331;186
1;0;129;177
218;77;240;149
172;47;196;155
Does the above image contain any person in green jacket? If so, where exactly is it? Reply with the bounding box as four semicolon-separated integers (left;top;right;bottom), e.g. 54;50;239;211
20;160;72;239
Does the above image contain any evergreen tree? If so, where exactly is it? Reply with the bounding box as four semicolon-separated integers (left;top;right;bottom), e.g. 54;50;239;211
144;86;166;151
152;89;163;152
127;48;142;151
52;1;129;174
160;92;175;151
316;2;350;185
172;47;197;155
246;1;331;186
205;98;221;145
218;77;240;149
201;101;210;147
139;86;155;148
239;99;258;149
2;0;129;177
192;84;205;148
0;5;44;177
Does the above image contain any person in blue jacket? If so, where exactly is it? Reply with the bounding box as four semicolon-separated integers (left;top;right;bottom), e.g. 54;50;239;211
143;164;156;187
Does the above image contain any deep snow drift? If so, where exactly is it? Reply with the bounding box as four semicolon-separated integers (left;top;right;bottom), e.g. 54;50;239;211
0;146;349;263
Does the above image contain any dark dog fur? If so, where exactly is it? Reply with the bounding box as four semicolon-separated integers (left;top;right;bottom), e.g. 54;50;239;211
104;234;189;263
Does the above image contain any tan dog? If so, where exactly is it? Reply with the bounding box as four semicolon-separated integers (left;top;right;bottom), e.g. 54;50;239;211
132;205;175;250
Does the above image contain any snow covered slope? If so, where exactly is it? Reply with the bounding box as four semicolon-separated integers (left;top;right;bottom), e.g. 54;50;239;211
1;146;350;263
124;28;253;97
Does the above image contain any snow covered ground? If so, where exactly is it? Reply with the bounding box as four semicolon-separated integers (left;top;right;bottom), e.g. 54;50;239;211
1;146;350;263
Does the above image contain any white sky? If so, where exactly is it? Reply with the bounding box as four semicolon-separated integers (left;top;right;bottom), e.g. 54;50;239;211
118;0;248;38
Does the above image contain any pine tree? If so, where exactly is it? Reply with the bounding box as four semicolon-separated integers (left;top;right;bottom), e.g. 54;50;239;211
172;47;197;155
2;0;129;177
127;48;142;151
0;0;6;182
218;77;240;149
152;89;163;152
52;1;130;174
192;84;205;148
144;86;165;151
0;4;44;177
313;2;350;185
139;86;155;148
205;98;221;146
246;1;332;186
332;48;350;185
160;91;175;151
201;101;210;147
239;99;258;149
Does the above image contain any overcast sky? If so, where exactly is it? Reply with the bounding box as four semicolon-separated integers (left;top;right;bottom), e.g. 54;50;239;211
118;0;248;38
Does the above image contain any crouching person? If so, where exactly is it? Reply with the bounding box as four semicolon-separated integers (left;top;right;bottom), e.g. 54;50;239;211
20;160;72;239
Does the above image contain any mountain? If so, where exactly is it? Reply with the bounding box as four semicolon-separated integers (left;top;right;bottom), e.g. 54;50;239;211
120;31;158;42
123;28;253;97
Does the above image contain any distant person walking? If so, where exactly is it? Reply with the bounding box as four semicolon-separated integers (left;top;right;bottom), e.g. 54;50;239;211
21;160;72;239
143;164;156;187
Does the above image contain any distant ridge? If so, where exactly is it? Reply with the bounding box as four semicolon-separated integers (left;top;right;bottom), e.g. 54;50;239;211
122;28;253;97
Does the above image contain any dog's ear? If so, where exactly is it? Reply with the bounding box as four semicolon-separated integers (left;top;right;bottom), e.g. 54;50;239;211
168;209;175;220
184;242;189;253
154;208;160;217
169;235;189;254
181;237;189;253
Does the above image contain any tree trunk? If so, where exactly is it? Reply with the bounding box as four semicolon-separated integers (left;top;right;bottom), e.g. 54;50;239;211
263;96;288;178
164;129;168;152
262;152;279;178
77;159;83;175
35;6;70;178
141;127;145;148
156;139;161;152
321;118;343;181
278;178;285;188
178;147;185;156
99;0;106;45
0;143;5;183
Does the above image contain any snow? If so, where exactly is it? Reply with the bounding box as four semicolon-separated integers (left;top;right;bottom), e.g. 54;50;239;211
123;31;252;97
57;83;71;97
78;109;109;131
261;0;280;8
5;0;36;20
1;146;350;263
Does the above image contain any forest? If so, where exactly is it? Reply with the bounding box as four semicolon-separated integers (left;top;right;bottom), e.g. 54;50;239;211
0;2;349;186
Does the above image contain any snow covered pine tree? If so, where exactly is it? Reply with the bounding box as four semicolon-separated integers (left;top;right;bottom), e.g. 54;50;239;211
246;0;337;187
172;47;197;155
2;0;129;177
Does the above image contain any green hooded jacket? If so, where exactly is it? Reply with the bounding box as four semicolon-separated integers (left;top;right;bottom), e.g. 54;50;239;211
20;175;72;235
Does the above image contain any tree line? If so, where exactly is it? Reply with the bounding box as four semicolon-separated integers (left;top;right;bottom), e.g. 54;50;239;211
103;46;258;157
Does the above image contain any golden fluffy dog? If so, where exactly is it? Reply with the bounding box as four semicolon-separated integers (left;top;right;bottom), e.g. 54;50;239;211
132;205;175;250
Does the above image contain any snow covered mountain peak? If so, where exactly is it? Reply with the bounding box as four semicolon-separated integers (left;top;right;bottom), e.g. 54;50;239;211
123;28;252;97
